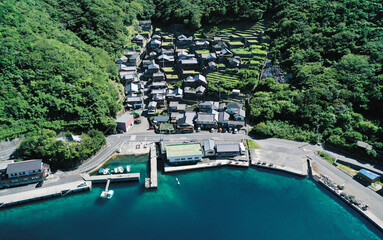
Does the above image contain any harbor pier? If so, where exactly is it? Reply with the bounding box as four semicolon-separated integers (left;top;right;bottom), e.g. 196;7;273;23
0;180;91;208
147;143;158;188
81;173;140;183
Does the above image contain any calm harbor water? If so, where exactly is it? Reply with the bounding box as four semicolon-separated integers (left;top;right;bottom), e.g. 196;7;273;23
1;155;382;240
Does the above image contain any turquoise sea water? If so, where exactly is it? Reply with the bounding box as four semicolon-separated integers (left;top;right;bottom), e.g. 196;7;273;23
1;155;382;240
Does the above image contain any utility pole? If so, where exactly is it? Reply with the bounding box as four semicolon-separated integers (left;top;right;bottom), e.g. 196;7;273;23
316;124;320;145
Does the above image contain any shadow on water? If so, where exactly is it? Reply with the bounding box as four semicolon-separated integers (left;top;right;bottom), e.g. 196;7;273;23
313;180;383;238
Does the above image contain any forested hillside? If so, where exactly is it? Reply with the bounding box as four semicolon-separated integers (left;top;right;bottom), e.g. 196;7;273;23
250;0;383;159
1;0;382;161
0;0;152;140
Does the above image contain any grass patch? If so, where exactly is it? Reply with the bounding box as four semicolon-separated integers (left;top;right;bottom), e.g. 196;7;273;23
247;139;261;149
196;49;210;54
317;151;336;164
337;163;358;176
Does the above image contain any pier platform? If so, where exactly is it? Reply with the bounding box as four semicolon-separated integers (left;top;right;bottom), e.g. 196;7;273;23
250;149;308;177
164;159;249;173
148;143;158;188
0;179;91;208
81;173;140;183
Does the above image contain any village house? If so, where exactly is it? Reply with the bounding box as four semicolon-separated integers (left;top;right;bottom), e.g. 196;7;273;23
150;81;168;90
139;20;152;31
184;86;206;99
116;112;135;132
183;74;207;88
150;89;166;108
198;101;219;113
152;34;161;41
131;34;146;47
161;48;175;56
157;54;175;67
125;82;142;95
195;112;218;129
166;88;184;100
152;71;166;82
226;102;243;115
125;96;143;109
170;112;184;124
148;101;157;115
229;56;241;67
216;143;246;157
217;48;234;60
0;160;50;189
203;140;216;157
177;34;193;47
218;111;230;127
116;56;128;64
152;116;170;124
120;71;137;84
168;101;186;113
179;58;199;71
177;111;195;133
126;51;141;67
177;51;195;60
146;61;160;75
150;39;162;50
193;40;210;51
199;53;217;63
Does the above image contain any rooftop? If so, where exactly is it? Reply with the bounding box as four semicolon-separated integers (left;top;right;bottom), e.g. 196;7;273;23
116;112;133;123
359;169;380;180
216;143;240;153
166;143;203;157
6;160;42;175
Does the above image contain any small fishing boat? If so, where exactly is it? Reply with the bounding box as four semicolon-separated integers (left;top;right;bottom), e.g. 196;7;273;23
118;166;124;173
102;168;110;175
98;168;104;175
100;190;114;199
114;167;118;174
126;165;131;173
176;178;180;186
145;178;150;188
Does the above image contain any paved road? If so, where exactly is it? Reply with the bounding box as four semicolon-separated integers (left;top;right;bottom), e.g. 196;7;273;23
0;147;16;160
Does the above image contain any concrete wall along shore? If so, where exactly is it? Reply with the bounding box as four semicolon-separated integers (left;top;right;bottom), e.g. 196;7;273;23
81;173;140;183
0;180;91;208
148;143;158;188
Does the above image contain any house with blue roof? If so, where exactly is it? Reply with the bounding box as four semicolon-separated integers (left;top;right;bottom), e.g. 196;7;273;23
357;169;381;183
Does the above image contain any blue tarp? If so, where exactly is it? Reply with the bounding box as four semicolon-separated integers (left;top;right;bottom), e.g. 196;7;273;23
359;169;380;181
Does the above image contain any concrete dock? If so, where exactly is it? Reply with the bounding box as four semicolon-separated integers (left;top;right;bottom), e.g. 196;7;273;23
0;180;91;208
250;148;308;177
81;173;140;183
148;143;158;188
164;159;249;173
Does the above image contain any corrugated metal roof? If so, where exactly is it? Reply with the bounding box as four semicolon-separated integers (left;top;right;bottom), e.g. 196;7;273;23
359;169;380;180
6;160;42;174
204;140;215;151
216;143;240;153
116;112;134;123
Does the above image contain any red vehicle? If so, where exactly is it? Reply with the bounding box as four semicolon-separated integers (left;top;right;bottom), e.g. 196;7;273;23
148;126;154;130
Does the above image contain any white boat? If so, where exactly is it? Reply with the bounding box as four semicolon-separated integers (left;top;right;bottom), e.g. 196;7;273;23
114;167;118;174
118;166;124;173
145;178;150;188
126;165;131;173
102;168;110;175
100;190;114;199
176;178;180;186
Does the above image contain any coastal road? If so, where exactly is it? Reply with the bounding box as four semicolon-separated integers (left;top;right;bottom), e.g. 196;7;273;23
0;147;16;160
71;131;248;174
309;152;383;223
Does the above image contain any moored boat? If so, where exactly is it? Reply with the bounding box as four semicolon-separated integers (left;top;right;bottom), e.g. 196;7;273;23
102;168;110;175
98;168;104;175
118;166;124;173
126;165;131;173
100;190;114;199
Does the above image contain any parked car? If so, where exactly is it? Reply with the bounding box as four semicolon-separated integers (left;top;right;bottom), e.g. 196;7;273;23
116;129;124;134
196;127;201;132
148;126;154;130
210;128;214;133
222;128;227;133
228;127;232;133
233;128;238;134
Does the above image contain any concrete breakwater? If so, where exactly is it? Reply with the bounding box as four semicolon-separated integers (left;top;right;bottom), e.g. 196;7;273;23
0;180;91;208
